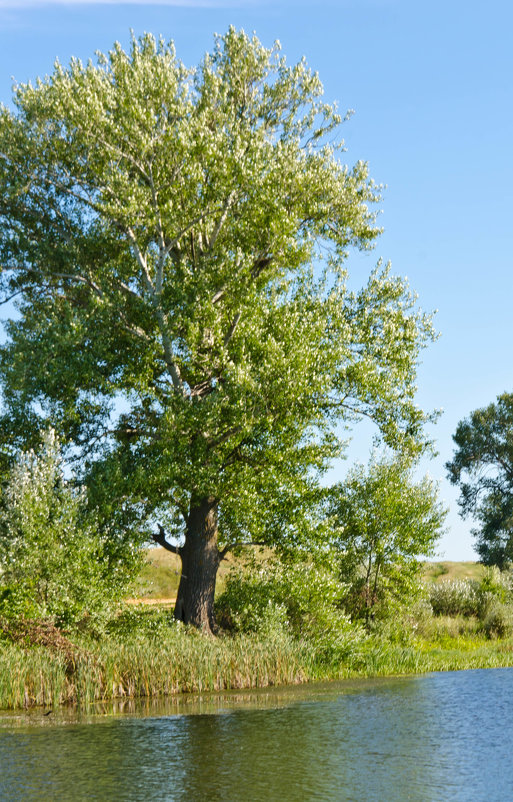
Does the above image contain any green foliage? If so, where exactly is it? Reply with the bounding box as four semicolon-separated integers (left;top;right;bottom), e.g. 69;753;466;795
478;565;511;602
0;431;138;627
447;392;513;568
480;601;513;639
0;28;436;557
330;454;446;622
215;555;362;660
428;568;513;628
105;605;176;642
429;580;481;617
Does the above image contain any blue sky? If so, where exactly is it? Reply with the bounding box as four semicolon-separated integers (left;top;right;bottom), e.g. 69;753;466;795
1;0;512;559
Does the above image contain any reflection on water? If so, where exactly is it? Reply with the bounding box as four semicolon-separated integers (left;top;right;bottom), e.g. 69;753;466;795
1;669;512;801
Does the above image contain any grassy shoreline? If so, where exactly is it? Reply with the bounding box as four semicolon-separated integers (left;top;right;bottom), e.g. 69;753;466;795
2;558;512;714
1;622;512;713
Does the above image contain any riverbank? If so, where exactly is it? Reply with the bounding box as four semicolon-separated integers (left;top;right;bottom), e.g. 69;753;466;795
2;557;513;713
1;614;513;712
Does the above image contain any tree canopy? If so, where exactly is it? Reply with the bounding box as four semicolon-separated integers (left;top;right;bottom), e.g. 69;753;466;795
447;392;513;568
0;28;436;629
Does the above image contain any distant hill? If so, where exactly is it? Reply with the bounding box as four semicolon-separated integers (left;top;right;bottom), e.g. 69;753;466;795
128;549;486;604
422;561;485;584
128;547;249;603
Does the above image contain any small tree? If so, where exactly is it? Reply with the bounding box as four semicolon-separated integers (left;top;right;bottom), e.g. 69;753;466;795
0;431;137;626
447;392;513;568
330;455;446;623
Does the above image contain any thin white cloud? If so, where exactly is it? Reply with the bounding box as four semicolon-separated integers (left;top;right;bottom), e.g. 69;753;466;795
0;0;242;7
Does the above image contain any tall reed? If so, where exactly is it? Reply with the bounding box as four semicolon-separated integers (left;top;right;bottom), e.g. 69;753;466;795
0;626;310;709
2;619;513;711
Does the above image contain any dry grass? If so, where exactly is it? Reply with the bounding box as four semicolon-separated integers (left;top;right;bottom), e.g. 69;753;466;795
422;561;486;584
129;548;181;600
130;546;271;601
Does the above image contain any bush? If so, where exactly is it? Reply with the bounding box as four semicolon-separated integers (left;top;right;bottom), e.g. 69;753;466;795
428;580;481;617
105;605;176;641
429;569;513;623
478;566;512;602
0;431;138;628
215;556;363;662
481;601;513;639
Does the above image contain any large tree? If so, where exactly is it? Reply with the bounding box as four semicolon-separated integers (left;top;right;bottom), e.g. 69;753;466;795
0;29;435;631
447;393;513;568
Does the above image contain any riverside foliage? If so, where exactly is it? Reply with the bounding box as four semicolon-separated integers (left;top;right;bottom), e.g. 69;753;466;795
2;432;509;712
0;432;138;627
2;597;513;711
0;440;512;712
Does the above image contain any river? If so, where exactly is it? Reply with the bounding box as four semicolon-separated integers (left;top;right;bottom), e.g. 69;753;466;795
0;668;511;801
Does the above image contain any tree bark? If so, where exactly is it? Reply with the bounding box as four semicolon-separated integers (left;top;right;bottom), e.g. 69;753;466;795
174;495;220;633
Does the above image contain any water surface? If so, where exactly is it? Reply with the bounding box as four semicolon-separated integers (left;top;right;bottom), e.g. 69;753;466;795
1;668;511;801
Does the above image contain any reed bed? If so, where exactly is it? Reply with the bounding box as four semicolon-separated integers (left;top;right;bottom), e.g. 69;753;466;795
2;621;513;712
0;626;310;710
0;643;71;709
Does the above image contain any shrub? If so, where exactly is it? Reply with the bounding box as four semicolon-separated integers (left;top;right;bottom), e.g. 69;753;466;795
0;431;138;628
478;566;512;602
215;556;363;661
481;601;513;639
428;567;513;623
106;605;176;641
428;579;481;617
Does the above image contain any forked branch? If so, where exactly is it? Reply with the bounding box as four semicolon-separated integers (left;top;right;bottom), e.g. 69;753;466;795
152;524;182;555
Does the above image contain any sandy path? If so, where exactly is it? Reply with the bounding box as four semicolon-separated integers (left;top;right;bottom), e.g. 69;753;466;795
124;597;176;606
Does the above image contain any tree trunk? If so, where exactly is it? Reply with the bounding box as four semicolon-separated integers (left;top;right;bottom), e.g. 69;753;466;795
174;495;220;633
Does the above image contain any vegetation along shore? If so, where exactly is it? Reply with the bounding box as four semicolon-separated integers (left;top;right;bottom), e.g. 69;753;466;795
2;551;513;711
1;29;513;714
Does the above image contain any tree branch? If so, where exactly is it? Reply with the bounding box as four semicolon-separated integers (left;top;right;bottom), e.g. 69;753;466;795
53;272;105;299
224;311;242;347
157;209;218;266
125;227;155;294
148;165;166;296
125;227;184;394
152;524;182;555
93;135;151;185
251;253;273;280
206;190;237;252
207;424;243;451
0;289;23;305
119;320;153;344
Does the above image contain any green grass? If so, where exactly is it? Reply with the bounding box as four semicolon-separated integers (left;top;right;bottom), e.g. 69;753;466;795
2;632;512;711
2;610;513;712
0;623;309;709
